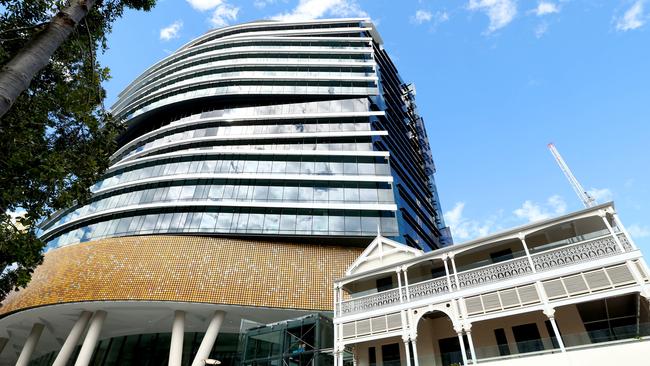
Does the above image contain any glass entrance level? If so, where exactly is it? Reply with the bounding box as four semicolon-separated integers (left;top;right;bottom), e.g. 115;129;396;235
28;332;240;366
242;313;334;366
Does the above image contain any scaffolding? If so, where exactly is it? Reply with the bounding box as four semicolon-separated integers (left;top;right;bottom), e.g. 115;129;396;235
241;314;335;366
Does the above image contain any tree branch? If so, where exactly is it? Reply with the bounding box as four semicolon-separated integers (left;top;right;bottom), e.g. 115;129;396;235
0;23;48;37
83;17;101;107
0;0;98;119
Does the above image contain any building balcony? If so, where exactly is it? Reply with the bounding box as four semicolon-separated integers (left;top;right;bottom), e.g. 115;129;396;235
338;230;636;318
332;203;650;366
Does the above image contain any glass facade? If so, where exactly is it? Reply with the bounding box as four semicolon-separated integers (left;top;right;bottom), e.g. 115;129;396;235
242;314;334;366
40;18;449;250
46;209;398;248
28;315;334;366
28;332;241;366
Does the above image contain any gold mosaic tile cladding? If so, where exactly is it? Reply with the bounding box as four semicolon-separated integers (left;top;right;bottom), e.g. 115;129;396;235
0;235;362;316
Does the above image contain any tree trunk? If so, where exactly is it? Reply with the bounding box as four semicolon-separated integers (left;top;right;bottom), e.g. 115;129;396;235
0;0;97;119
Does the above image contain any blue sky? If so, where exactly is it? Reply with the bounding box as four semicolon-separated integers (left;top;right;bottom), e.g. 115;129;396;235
99;0;650;252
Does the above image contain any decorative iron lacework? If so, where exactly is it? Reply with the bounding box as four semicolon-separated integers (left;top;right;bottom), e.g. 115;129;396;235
339;287;401;315
532;235;621;272
457;257;532;289
336;234;634;316
408;277;450;300
618;233;633;251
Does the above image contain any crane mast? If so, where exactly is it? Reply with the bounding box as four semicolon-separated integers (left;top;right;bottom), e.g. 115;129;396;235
548;143;596;208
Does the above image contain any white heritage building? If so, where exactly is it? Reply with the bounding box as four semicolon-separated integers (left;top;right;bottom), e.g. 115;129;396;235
333;202;650;366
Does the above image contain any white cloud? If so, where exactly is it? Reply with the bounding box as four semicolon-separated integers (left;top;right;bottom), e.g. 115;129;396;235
272;0;367;22
254;0;280;9
444;195;571;242
616;0;646;31
412;10;432;24
444;202;500;241
535;1;559;16
6;209;26;225
587;187;614;203
2;262;18;275
628;224;650;238
412;10;449;25
513;195;567;223
5;209;28;232
468;0;517;33
534;22;549;38
547;195;567;215
159;20;183;41
514;201;550;222
186;0;223;11
210;2;239;27
186;0;239;28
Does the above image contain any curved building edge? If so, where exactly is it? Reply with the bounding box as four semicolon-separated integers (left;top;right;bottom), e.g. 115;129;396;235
0;235;361;364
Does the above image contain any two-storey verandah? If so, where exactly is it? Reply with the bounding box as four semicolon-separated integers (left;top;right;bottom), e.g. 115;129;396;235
333;203;650;366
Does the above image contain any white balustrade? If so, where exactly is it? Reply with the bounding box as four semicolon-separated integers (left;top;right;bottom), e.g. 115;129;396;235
532;234;625;272
338;233;634;316
339;287;401;315
618;233;633;251
408;277;450;300
456;257;533;289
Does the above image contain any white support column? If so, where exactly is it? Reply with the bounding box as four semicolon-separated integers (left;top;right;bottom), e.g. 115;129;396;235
544;309;566;352
15;323;44;366
337;350;344;366
518;233;537;273
611;212;638;250
450;254;460;289
332;284;341;317
411;338;420;366
333;328;339;366
52;311;92;366
443;256;453;291
612;224;650;294
465;327;478;364
626;260;650;296
191;310;226;366
74;310;107;366
535;281;550;308
549;317;566;352
338;323;345;362
396;267;404;302
400;310;409;340
458;298;469;321
338;284;344;316
600;211;649;294
455;328;468;366
403;337;412;366
403;266;411;301
600;211;626;252
333;299;340;366
169;310;185;366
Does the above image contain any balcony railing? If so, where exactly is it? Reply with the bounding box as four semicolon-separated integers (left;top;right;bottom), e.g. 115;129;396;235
532;234;625;272
409;277;450;301
339;287;401;315
475;322;650;363
456;256;532;289
338;233;635;316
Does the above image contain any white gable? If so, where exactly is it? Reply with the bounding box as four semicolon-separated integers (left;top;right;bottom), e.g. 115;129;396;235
346;235;424;276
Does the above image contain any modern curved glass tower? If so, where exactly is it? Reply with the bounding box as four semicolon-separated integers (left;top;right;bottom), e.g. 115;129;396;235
39;18;449;251
0;18;450;366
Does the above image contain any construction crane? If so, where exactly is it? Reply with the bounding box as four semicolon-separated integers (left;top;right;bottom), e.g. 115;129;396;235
548;143;597;208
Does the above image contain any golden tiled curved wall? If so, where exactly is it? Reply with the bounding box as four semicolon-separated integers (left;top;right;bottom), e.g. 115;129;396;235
0;236;363;316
